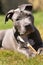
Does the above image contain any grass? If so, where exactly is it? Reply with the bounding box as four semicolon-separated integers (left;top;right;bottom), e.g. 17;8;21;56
0;11;43;65
0;50;43;65
33;11;43;39
0;15;13;29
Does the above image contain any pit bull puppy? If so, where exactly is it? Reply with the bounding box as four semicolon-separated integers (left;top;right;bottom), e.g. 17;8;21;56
0;4;43;57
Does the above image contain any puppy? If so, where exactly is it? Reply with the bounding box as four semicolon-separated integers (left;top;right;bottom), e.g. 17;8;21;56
0;4;43;57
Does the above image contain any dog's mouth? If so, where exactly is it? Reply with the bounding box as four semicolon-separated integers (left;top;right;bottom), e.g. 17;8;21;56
20;29;35;37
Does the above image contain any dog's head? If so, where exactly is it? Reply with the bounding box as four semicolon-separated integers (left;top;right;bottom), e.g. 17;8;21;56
5;4;35;36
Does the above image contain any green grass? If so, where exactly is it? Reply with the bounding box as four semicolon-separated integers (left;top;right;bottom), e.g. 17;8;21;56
0;11;43;65
0;15;13;29
33;11;43;39
0;50;43;65
34;11;43;27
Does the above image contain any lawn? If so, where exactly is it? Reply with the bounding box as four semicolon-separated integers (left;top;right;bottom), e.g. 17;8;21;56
0;11;43;65
0;50;43;65
34;11;43;39
0;15;13;29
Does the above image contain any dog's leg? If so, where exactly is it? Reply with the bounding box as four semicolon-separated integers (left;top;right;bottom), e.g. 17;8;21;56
17;46;37;58
37;48;43;55
0;40;2;48
0;30;6;48
17;47;29;57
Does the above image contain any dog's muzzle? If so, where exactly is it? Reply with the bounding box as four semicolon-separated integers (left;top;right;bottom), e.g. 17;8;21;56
20;24;35;37
25;24;35;34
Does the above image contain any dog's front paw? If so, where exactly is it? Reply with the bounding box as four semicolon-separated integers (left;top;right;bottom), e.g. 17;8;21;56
37;48;43;55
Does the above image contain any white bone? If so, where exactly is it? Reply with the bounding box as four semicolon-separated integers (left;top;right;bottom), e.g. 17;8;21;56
17;36;25;43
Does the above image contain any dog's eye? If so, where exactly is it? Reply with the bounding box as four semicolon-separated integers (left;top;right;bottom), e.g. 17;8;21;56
16;18;19;21
27;14;32;17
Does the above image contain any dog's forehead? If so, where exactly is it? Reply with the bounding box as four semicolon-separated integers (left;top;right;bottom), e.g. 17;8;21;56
14;8;20;12
12;11;20;21
16;17;32;26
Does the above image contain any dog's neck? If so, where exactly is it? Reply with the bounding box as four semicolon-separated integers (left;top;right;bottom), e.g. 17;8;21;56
14;27;20;42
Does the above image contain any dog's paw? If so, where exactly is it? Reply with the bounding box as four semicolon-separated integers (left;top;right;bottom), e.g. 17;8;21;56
37;48;43;55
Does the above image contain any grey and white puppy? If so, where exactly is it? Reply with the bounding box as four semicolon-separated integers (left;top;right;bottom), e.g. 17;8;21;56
0;4;43;57
5;4;35;45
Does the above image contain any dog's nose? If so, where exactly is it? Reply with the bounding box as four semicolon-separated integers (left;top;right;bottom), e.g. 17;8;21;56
25;24;31;30
25;24;35;32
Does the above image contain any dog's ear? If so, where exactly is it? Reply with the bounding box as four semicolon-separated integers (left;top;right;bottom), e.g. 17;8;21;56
18;4;33;12
5;9;14;24
25;4;33;11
